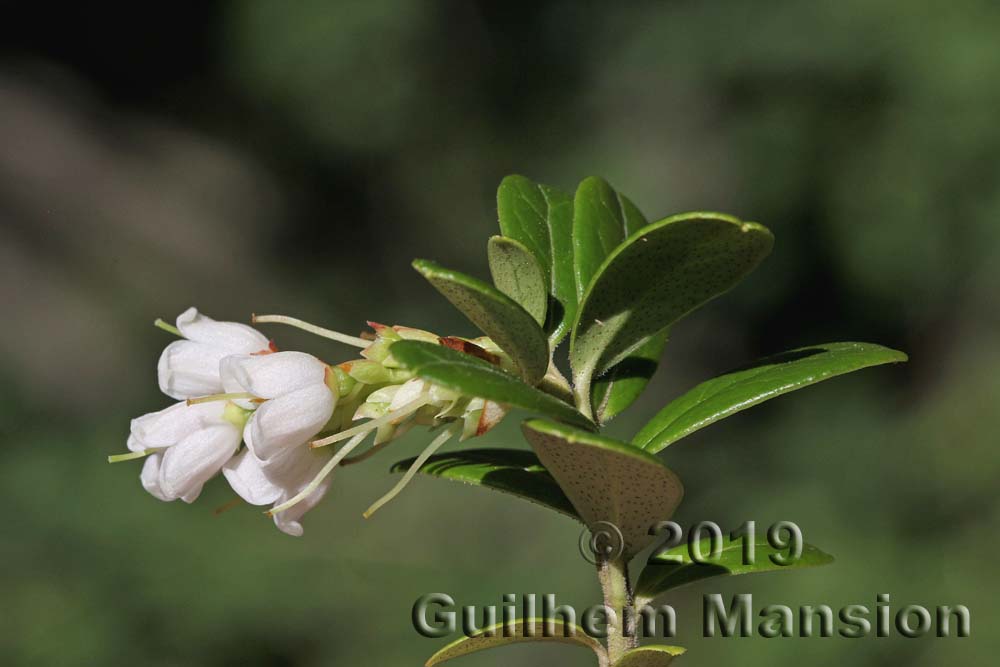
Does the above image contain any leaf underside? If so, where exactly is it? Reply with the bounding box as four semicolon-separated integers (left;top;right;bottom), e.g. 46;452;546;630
487;235;548;326
571;213;774;400
522;419;683;558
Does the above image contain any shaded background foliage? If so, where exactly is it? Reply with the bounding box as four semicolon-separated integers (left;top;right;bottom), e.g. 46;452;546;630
1;2;996;665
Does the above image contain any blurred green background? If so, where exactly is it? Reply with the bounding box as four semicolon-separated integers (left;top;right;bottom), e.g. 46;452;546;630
1;2;996;665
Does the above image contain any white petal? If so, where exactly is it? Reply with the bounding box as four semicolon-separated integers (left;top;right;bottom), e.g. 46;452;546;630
264;446;335;537
225;445;333;535
140;453;170;501
220;351;328;400
272;476;331;537
244;383;335;460
157;340;226;400
389;378;428;410
129;401;226;451
175;307;270;354
180;488;202;504
158;423;242;502
222;449;284;506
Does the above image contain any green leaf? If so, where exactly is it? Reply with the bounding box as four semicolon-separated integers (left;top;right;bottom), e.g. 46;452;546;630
497;175;576;344
614;646;687;667
592;329;669;424
635;535;834;606
570;213;773;413
390;448;580;520
487;236;547;325
572;176;646;300
634;342;908;453
425;618;606;667
390;341;593;430
522;419;683;558
412;259;549;384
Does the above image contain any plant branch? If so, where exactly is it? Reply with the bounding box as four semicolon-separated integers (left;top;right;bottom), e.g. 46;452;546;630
597;557;637;663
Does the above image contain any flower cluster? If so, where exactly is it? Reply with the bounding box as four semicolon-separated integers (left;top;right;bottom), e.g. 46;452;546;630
117;308;507;535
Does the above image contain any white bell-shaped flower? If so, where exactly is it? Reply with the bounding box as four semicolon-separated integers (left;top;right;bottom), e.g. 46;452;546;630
129;401;243;503
223;444;333;536
221;351;336;461
158;307;272;400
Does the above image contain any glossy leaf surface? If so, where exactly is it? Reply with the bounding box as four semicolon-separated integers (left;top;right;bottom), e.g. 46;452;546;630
636;535;834;605
572;176;645;300
497;175;576;344
635;342;908;453
391;448;579;519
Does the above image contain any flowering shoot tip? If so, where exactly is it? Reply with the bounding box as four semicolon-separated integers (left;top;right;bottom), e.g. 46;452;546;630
153;318;182;337
362;425;457;519
252;314;371;348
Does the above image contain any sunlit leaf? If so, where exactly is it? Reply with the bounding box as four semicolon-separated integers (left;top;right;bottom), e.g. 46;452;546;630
570;213;773;414
635;534;834;606
497;175;576;344
634;342;908;453
572;176;645;300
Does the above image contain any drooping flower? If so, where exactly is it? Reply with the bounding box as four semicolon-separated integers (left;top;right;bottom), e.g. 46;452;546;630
128;400;246;503
220;350;337;462
157;307;273;400
223;443;334;536
115;310;516;536
300;329;510;519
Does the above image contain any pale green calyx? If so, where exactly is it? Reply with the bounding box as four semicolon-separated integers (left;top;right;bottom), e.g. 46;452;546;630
221;401;252;429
